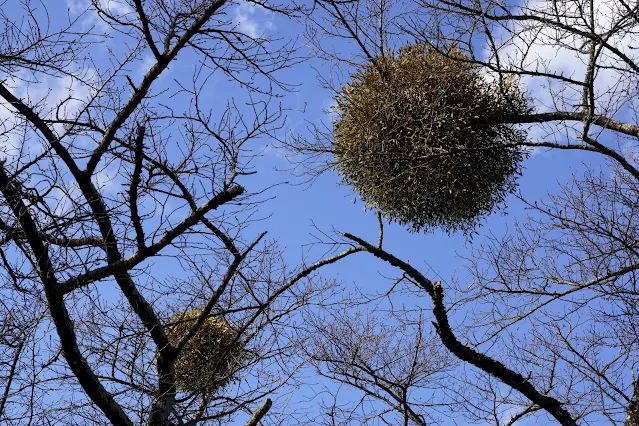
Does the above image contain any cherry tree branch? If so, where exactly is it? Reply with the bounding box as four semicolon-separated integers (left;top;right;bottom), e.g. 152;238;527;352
343;232;578;426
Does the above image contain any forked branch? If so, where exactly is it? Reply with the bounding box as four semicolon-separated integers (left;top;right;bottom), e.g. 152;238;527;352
343;232;578;426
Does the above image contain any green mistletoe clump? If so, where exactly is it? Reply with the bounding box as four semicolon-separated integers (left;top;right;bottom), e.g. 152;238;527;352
168;309;246;395
333;45;531;233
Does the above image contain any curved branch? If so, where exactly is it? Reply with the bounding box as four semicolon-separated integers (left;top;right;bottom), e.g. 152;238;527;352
133;0;162;60
342;232;578;426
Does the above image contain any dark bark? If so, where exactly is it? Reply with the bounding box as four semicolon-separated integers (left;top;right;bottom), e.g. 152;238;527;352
0;165;134;426
343;233;579;426
626;379;639;426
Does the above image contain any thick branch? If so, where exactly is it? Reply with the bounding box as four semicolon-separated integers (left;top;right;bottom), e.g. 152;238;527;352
581;134;639;181
245;398;272;426
59;185;244;294
38;118;243;258
0;164;133;426
133;0;162;60
626;379;639;426
147;233;265;426
0;83;83;178
3;82;241;355
129;123;146;250
85;0;230;176
503;111;639;138
342;233;578;426
0;217;103;247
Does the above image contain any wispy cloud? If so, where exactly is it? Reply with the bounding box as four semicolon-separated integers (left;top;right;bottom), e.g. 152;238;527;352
68;0;132;16
233;1;275;38
67;0;134;35
480;0;638;160
0;71;95;161
485;0;635;114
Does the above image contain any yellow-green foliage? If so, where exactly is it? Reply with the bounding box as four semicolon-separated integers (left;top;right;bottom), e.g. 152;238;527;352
168;309;245;394
333;44;531;233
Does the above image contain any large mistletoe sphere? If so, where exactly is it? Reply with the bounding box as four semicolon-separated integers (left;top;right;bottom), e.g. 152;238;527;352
168;309;246;395
333;45;531;233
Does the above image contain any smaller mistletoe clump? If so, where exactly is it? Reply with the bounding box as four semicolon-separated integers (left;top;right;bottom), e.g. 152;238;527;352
168;309;246;395
333;44;531;234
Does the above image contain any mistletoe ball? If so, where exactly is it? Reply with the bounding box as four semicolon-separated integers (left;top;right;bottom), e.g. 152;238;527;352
333;45;531;233
168;309;246;395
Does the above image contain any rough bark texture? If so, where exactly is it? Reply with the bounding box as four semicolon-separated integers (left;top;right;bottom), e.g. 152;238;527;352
626;380;639;426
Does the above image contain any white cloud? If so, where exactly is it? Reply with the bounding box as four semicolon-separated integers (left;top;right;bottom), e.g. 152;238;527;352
92;163;123;195
136;54;157;80
99;0;133;15
484;0;639;121
66;0;134;35
68;0;132;16
233;1;274;38
0;69;96;165
321;98;338;121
